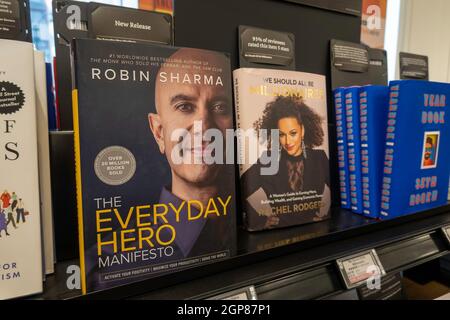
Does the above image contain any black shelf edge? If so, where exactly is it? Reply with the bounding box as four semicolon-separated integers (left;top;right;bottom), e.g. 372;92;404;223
37;205;450;300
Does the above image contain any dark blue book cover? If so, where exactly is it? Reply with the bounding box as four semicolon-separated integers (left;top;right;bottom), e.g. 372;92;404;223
345;87;364;214
359;85;389;219
45;63;57;131
334;88;351;209
71;39;237;294
381;80;450;219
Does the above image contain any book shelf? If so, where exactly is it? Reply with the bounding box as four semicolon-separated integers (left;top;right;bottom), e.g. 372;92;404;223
37;204;450;300
29;0;450;300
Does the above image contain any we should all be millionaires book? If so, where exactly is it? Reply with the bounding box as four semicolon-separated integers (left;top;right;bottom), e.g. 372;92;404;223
359;86;390;219
233;68;331;231
334;88;351;209
72;39;237;294
345;87;364;215
381;80;450;219
0;39;43;299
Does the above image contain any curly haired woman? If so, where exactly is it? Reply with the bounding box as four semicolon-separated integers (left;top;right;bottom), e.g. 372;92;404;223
241;96;330;231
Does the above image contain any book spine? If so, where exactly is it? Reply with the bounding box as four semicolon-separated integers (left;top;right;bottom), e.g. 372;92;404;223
380;85;400;218
334;90;350;209
34;51;55;276
346;90;362;213
359;90;370;215
70;43;87;295
233;71;249;229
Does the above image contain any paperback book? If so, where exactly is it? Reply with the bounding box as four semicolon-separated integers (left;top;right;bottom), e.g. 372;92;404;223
233;68;331;231
72;39;237;294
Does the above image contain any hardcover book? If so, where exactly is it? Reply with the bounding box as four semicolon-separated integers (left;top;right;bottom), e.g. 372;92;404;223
381;80;450;219
345;87;363;214
334;88;351;209
34;51;55;275
0;39;43;299
233;68;331;231
359;85;389;219
72;39;237;294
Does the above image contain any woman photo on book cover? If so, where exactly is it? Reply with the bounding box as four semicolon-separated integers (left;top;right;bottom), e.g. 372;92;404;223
241;96;331;230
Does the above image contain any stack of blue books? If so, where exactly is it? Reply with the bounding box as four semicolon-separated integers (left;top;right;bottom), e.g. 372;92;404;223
333;80;450;219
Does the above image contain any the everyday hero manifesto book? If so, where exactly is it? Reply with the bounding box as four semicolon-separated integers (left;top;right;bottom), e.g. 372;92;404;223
72;39;237;294
233;68;331;231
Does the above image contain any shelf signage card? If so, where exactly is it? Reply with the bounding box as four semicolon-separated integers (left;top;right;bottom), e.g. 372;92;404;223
238;25;296;70
0;0;32;42
209;286;258;300
330;39;388;90
336;249;386;290
399;52;429;80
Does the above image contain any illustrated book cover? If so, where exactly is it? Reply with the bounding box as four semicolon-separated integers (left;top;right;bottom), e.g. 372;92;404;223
0;39;43;299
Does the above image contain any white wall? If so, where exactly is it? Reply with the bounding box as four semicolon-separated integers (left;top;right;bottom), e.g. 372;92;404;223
397;0;450;82
385;0;402;81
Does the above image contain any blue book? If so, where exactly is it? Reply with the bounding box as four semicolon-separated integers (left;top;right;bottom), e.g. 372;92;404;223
345;87;364;214
359;86;389;219
381;80;450;219
46;63;58;131
334;88;351;209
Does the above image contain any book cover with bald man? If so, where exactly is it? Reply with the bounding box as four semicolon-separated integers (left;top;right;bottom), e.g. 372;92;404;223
71;39;237;294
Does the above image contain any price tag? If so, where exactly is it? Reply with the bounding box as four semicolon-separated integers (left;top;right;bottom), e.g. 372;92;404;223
336;249;386;289
209;286;257;300
442;225;450;244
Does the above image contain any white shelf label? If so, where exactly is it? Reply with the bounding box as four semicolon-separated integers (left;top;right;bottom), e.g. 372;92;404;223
336;249;386;289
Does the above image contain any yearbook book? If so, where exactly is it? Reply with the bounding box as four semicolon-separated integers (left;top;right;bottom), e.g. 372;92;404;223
381;80;450;219
233;68;331;232
345;87;363;214
334;88;351;209
0;39;43;299
359;86;389;219
72;39;237;294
